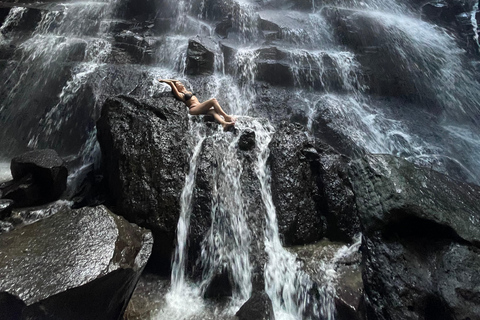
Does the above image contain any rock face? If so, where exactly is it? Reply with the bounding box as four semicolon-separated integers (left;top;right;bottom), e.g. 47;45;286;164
268;122;358;245
287;240;364;320
349;154;480;320
236;291;275;320
321;7;444;110
0;199;14;219
0;149;68;207
0;205;153;320
96;95;189;274
186;36;217;76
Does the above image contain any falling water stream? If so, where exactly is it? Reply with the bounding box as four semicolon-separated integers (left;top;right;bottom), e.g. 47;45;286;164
1;0;480;318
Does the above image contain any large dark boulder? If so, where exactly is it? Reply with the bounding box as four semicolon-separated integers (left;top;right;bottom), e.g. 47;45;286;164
97;95;189;274
268;122;358;245
349;154;480;320
287;240;364;320
0;149;68;207
236;291;275;320
0;199;14;219
189;120;270;290
0;205;153;320
321;7;445;109
111;30;155;65
186;36;217;76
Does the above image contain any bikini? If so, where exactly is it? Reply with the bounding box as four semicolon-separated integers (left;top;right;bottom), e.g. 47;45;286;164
184;92;197;108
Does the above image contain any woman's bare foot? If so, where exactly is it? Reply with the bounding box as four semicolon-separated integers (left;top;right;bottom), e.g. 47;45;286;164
224;115;236;123
222;122;235;131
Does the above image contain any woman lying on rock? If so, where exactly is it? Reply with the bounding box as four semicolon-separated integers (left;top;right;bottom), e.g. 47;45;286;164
159;79;236;131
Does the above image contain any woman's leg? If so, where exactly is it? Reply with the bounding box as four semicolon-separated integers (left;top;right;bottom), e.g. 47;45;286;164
206;109;235;130
189;98;235;122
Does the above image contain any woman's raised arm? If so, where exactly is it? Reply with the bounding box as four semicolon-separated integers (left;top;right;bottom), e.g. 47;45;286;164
159;79;184;101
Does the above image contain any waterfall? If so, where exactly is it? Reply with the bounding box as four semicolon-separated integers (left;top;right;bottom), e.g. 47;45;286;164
2;0;480;317
171;123;206;293
199;121;253;305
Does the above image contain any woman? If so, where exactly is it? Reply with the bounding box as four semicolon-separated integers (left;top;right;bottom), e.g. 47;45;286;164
159;79;236;130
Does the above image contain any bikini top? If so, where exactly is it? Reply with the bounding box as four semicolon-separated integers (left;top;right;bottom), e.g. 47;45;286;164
184;92;195;101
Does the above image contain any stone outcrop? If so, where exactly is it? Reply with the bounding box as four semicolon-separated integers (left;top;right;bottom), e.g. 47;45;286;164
236;291;275;320
287;240;364;320
268;122;358;245
186;36;218;76
96;95;189;274
0;205;153;320
349;154;480;320
0;199;14;220
321;7;442;109
0;149;68;207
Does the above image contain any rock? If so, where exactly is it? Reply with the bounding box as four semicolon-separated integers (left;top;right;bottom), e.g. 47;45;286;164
349;154;480;244
287;240;364;320
0;293;25;320
203;267;233;299
96;95;189;274
0;205;153;320
186;36;217;76
236;291;275;320
349;154;480;320
112;31;154;64
10;149;68;203
114;0;157;20
0;199;14;219
268;122;359;245
420;0;480;55
321;7;442;108
0;174;42;208
268;122;324;245
238;129;256;151
188;123;269;288
315;139;359;241
0;6;43;35
215;14;233;38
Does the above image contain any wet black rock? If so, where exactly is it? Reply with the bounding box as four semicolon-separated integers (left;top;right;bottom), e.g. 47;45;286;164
0;197;15;219
186;36;218;76
189;125;269;288
349;154;480;320
203;267;233;299
268;122;359;245
238;128;256;151
215;14;233;38
97;95;189;274
236;291;275;320
112;30;155;64
420;0;480;55
268;122;324;245
0;205;153;320
321;7;441;109
1;148;68;208
10;149;68;202
287;240;364;320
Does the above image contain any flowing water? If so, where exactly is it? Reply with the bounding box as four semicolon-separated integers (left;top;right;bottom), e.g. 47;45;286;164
1;0;480;318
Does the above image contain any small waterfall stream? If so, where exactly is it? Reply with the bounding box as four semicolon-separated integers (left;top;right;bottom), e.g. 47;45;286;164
1;0;480;317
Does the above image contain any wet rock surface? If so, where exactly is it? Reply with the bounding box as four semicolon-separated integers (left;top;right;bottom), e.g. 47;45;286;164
97;95;189;274
287;240;364;320
186;35;218;76
0;199;14;219
268;122;359;245
236;291;275;320
0;205;153;320
350;154;480;320
0;149;68;207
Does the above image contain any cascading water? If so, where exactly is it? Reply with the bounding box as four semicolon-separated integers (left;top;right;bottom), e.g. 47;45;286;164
2;0;480;317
